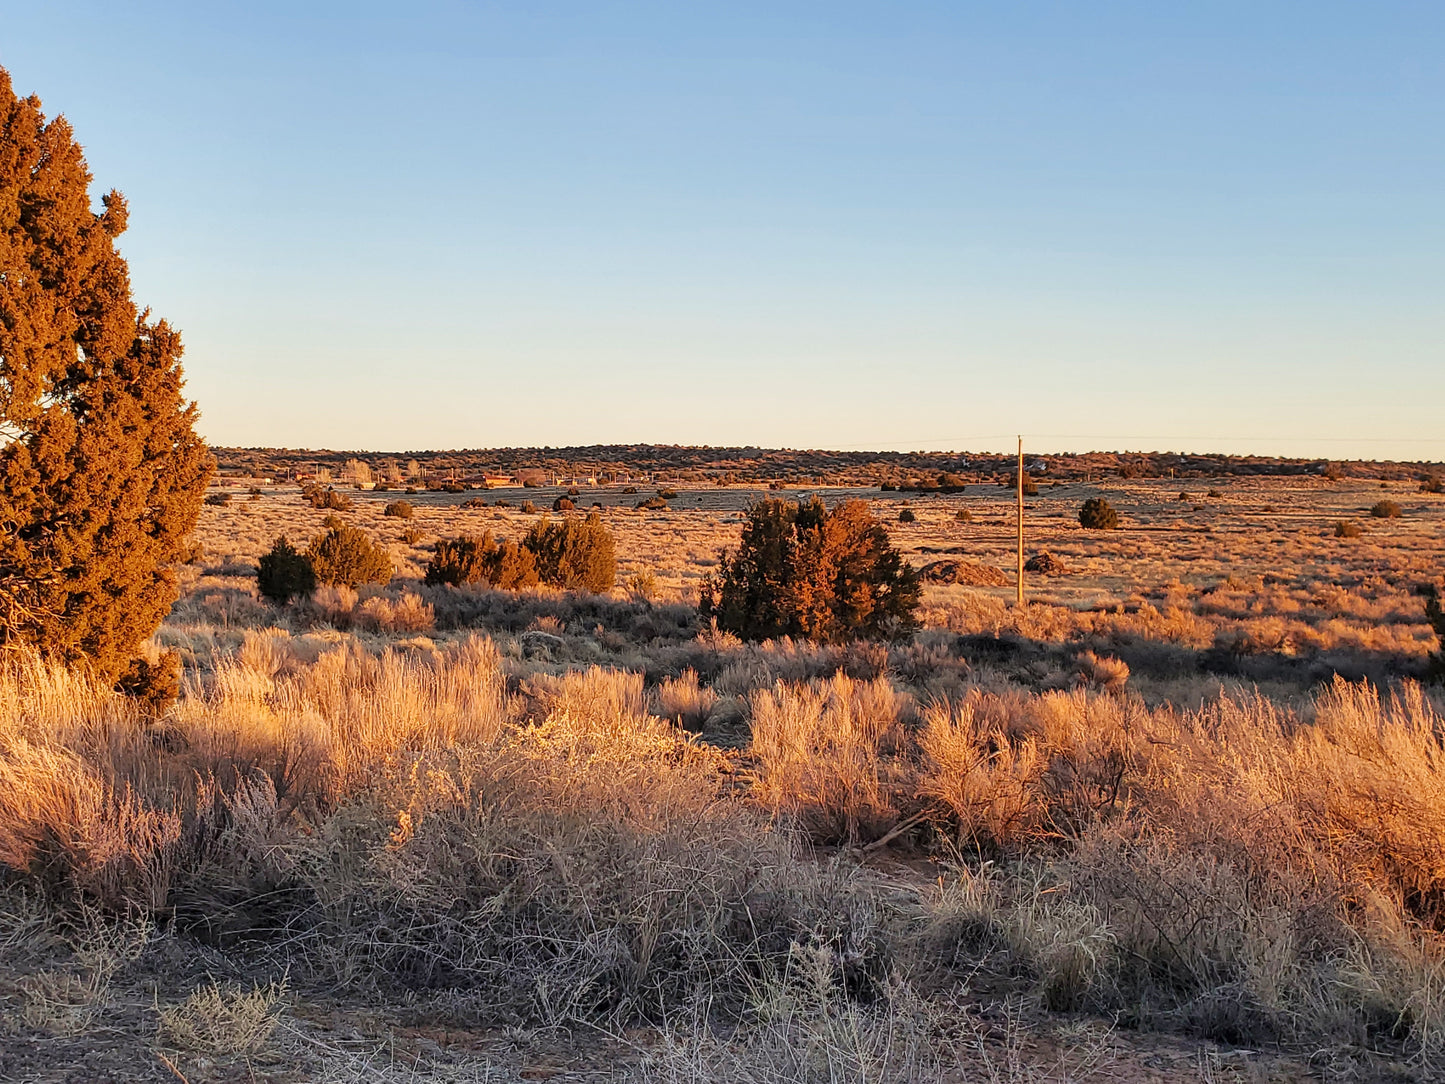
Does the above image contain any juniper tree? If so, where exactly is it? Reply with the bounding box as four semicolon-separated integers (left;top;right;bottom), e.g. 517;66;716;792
0;67;212;682
701;497;921;643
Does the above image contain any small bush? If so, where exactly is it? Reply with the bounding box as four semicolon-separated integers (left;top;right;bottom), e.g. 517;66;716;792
204;492;230;506
658;488;679;499
1423;476;1444;494
1206;489;1223;498
302;484;352;511
553;496;575;512
401;527;424;545
494;499;512;508
523;512;617;593
306;527;392;588
462;497;489;509
257;536;317;603
1371;500;1403;519
383;500;414;519
1078;498;1119;530
1334;521;1363;538
425;533;538;589
321;513;346;531
622;485;638;494
954;509;971;523
636;496;668;510
898;508;916;523
567;486;581;497
520;501;537;514
625;571;658;603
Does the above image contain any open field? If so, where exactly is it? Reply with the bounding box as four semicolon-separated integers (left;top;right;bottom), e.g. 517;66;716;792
2;475;1443;1081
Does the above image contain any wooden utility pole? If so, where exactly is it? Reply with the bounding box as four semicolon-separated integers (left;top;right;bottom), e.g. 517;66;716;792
1016;435;1025;607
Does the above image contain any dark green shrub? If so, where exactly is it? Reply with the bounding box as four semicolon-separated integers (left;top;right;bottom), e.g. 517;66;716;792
1079;498;1119;530
700;497;920;643
898;508;916;523
522;512;616;593
1426;585;1445;681
306;527;392;588
1371;500;1403;519
383;500;414;519
204;492;230;506
425;532;538;589
257;536;317;603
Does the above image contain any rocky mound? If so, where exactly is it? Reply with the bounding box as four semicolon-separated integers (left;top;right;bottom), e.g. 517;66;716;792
1024;551;1070;575
918;559;1011;587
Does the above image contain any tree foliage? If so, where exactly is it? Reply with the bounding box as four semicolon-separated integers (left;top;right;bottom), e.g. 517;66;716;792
700;497;921;643
425;532;538;590
1078;498;1119;530
523;512;616;593
257;536;317;603
305;527;392;589
0;68;213;680
1426;584;1445;682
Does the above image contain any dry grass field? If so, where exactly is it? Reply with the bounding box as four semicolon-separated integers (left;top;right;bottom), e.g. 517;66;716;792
2;475;1442;1082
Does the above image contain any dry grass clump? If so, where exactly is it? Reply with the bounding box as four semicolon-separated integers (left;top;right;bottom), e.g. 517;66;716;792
157;977;286;1055
919;689;1131;853
653;668;719;730
748;673;910;844
294;681;878;1024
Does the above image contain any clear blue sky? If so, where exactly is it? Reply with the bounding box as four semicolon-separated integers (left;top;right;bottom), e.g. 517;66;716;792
4;2;1442;458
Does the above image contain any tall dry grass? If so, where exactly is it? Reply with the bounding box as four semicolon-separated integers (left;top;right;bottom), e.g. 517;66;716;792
2;632;1444;1063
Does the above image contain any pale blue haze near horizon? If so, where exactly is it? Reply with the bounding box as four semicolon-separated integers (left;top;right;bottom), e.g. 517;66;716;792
2;1;1442;459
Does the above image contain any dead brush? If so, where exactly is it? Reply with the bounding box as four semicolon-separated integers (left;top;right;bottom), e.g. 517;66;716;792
653;668;718;731
293;671;826;1023
748;673;911;845
157;977;287;1055
918;688;1135;852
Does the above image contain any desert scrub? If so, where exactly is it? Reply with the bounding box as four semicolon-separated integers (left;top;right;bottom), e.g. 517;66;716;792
1078;498;1119;530
701;497;920;643
306;525;392;588
257;536;317;603
383;499;415;519
426;532;538;589
523;511;617;593
1371;500;1403;519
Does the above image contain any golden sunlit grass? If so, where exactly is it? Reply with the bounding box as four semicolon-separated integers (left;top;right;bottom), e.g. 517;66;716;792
1;474;1442;1079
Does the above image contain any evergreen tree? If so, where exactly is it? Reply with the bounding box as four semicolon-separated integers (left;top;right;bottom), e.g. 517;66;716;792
701;497;920;643
0;67;212;681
